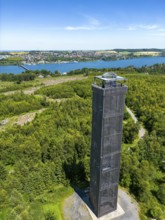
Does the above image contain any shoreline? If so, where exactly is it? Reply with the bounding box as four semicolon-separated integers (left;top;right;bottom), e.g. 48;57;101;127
0;56;164;74
0;55;164;67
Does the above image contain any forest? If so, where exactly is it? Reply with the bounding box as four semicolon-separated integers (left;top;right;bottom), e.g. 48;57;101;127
0;65;164;220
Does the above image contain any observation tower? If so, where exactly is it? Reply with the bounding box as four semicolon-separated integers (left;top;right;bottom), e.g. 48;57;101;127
90;72;127;217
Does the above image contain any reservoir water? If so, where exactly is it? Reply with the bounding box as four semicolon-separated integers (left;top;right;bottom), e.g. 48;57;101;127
0;56;164;74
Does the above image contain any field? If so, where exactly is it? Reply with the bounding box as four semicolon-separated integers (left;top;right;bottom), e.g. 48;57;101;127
9;52;29;55
133;51;161;56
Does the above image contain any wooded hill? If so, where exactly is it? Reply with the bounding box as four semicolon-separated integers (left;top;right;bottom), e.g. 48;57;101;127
0;65;164;220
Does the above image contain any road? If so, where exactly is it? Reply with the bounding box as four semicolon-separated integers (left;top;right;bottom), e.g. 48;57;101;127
126;106;146;139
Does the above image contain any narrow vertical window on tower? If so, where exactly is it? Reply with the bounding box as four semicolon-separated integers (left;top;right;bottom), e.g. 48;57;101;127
90;72;127;217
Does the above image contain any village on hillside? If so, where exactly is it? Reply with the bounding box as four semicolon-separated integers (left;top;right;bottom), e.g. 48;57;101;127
0;49;165;65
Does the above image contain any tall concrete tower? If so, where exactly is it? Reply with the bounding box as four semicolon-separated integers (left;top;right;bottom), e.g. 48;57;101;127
89;72;127;217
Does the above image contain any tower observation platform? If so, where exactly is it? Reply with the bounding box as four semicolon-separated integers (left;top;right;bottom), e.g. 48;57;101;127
90;72;127;218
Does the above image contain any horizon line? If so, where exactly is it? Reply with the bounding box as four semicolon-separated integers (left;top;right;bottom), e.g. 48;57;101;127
0;48;165;52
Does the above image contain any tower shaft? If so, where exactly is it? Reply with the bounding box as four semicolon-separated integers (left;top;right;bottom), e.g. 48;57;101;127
90;74;127;217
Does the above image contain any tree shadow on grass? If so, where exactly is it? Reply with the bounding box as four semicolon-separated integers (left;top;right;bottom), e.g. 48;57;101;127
63;159;95;216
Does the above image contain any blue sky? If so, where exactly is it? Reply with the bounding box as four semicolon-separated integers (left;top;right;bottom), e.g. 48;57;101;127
0;0;165;50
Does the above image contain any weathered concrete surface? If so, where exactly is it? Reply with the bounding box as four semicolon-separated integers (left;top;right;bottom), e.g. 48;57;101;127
63;192;92;220
63;189;140;220
86;202;125;220
117;189;139;220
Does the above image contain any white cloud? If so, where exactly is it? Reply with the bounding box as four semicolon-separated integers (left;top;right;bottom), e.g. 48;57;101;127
127;26;137;31
65;26;95;31
158;28;165;31
138;24;158;30
65;15;101;31
125;24;165;38
126;24;159;31
86;16;100;26
152;33;165;36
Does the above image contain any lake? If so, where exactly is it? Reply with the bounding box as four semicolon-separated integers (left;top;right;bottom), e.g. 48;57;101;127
0;56;165;74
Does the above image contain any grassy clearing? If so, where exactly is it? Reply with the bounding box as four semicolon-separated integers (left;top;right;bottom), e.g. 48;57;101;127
39;185;74;220
119;51;131;55
0;74;85;95
0;209;7;220
0;81;14;90
0;108;45;131
0;80;39;93
0;185;74;220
